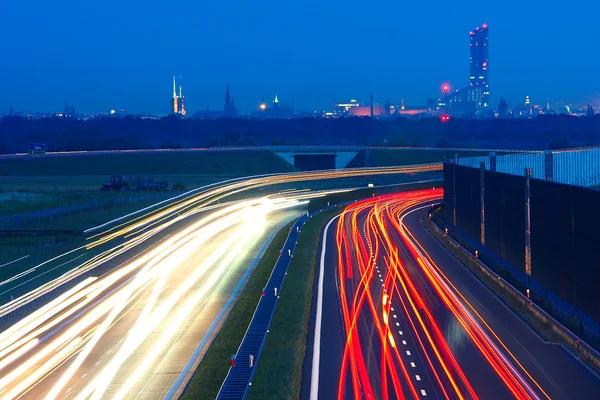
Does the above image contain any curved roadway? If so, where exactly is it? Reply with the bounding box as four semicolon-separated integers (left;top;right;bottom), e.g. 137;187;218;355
306;190;600;400
0;166;439;400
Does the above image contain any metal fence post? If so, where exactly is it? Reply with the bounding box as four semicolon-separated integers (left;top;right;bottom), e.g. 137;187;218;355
480;161;485;245
525;168;532;289
453;153;458;226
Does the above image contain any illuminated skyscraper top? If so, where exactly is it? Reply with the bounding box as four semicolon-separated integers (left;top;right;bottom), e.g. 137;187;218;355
469;24;489;109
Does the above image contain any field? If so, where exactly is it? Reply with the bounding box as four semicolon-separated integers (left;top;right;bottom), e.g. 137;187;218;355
0;150;296;177
0;150;298;266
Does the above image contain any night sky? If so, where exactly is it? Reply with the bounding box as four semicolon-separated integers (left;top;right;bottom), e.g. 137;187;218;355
1;0;597;114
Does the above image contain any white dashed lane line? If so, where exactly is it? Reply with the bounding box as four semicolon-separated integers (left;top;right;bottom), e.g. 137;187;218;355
392;306;429;399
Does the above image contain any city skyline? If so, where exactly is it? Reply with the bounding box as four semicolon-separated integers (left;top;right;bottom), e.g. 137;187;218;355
2;1;600;114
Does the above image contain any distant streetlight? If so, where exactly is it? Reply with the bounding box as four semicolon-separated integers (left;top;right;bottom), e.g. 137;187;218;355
259;103;267;110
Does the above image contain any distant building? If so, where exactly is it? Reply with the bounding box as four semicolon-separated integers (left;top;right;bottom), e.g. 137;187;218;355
513;96;534;118
334;99;361;116
426;98;437;114
193;84;239;119
250;94;293;119
587;104;595;117
498;97;508;118
170;76;186;117
469;24;490;109
450;88;476;116
348;106;385;117
224;84;237;117
397;100;428;117
383;100;398;117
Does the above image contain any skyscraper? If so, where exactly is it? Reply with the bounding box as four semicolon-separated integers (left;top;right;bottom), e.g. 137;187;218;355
469;24;489;109
171;76;186;116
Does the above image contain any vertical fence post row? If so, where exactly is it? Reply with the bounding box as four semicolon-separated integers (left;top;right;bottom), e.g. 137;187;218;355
524;168;532;291
480;161;485;245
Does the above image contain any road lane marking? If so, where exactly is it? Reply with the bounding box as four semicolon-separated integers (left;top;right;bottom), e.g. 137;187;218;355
309;214;341;400
165;218;294;400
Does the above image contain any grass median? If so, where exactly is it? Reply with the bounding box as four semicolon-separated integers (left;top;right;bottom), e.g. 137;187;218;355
181;221;293;400
247;208;341;400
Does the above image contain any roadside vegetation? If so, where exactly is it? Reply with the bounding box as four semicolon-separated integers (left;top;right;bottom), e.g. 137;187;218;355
247;208;340;400
181;222;293;400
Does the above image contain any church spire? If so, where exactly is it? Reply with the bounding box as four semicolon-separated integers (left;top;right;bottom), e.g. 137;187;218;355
224;83;231;114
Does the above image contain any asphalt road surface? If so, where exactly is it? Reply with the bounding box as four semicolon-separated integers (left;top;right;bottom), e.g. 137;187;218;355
0;166;441;400
305;189;600;400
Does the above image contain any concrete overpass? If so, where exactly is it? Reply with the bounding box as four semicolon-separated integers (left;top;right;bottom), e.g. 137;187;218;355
267;146;363;170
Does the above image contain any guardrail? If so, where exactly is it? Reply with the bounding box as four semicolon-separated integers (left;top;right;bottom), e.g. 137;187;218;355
427;218;600;370
216;215;308;399
0;191;181;231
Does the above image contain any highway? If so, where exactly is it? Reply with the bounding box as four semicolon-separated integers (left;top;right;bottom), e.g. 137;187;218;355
307;190;600;399
0;165;439;400
0;199;302;400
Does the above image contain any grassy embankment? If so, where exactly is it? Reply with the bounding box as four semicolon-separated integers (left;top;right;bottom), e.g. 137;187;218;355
346;148;509;168
247;208;340;400
181;222;293;400
0;150;296;191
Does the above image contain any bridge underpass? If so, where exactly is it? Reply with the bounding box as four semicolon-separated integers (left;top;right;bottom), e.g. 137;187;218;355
273;148;360;171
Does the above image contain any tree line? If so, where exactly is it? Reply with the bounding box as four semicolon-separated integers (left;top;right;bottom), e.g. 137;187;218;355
1;114;599;154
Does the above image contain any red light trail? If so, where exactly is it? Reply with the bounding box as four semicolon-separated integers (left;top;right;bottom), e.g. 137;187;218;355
334;189;548;399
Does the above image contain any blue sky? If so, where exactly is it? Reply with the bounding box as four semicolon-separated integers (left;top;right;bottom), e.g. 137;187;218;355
0;0;597;114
